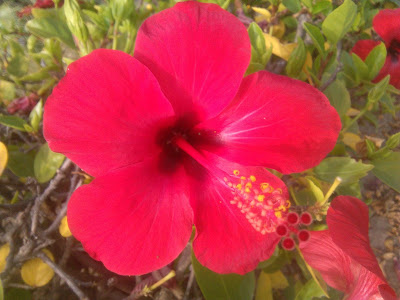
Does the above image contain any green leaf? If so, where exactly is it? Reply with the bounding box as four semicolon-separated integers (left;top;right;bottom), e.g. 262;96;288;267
386;132;400;149
29;99;43;132
311;0;332;15
255;271;273;300
305;177;324;203
34;143;65;183
352;53;369;81
295;279;326;300
258;247;290;273
286;38;306;77
64;0;90;54
364;43;387;80
368;75;390;106
322;0;357;45
314;157;374;184
247;23;271;75
324;79;350;119
7;54;29;78
282;0;301;12
192;253;255;300
0;115;29;132
7;146;35;178
0;80;16;103
26;11;75;49
4;288;32;300
372;152;400;192
303;23;325;57
336;182;361;198
0;278;3;300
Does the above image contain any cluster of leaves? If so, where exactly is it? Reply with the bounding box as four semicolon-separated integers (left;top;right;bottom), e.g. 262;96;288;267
0;0;399;299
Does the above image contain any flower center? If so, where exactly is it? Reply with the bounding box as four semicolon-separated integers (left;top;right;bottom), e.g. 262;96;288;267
388;39;400;61
156;114;221;174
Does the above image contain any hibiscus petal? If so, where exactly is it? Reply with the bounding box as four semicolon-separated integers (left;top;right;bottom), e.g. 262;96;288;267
44;49;174;177
190;153;288;274
134;1;250;120
373;8;400;44
352;40;381;60
327;196;386;282
67;158;193;275
197;71;341;174
300;230;389;299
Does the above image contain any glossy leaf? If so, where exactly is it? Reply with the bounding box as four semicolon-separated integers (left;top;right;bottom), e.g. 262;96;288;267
368;75;390;105
286;38;307;77
29;99;43;132
26;10;75;48
0;244;10;273
314;157;374;184
282;0;301;12
21;249;54;287
372;152;400;193
295;279;326;300
322;0;357;45
34;143;65;183
192;253;255;300
324;79;350;119
364;43;387;80
0;115;31;132
255;271;273;300
0;142;7;176
303;23;325;57
59;216;72;237
0;278;3;300
7;146;35;177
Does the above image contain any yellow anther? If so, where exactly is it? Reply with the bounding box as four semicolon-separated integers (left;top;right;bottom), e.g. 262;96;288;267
285;200;291;208
275;211;282;218
245;182;252;188
233;170;240;176
236;184;242;190
245;187;251;193
249;175;256;182
260;183;269;190
257;195;265;202
241;176;246;180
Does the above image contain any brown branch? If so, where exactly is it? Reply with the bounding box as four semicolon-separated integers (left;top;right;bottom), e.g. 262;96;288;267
37;251;89;300
30;158;73;236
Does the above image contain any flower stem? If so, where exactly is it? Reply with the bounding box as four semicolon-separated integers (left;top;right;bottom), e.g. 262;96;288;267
112;19;120;50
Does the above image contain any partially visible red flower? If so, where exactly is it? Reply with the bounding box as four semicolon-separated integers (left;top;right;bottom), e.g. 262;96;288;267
7;93;38;115
17;0;63;18
352;8;400;88
44;1;341;275
300;196;396;300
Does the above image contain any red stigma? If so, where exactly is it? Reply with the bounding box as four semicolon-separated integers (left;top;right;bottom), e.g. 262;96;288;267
276;224;288;237
298;230;310;242
287;212;299;225
282;237;295;251
300;212;312;225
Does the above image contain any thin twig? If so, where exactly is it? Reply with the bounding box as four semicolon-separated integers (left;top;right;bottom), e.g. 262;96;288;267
183;266;195;300
37;251;89;300
43;176;82;236
31;158;73;236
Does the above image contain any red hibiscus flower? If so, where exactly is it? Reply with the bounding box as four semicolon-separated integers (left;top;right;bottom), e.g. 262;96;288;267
352;8;400;89
300;196;396;299
43;1;341;275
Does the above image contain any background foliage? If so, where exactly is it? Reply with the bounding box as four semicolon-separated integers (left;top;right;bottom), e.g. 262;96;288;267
0;0;399;299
